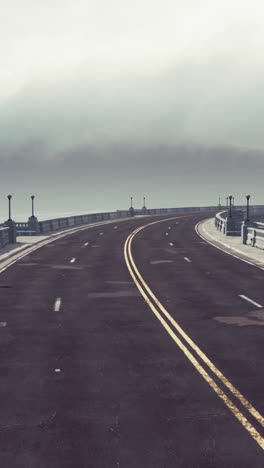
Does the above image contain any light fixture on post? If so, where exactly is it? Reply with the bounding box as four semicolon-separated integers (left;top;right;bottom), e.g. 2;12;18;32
7;194;12;221
31;195;35;218
229;195;233;217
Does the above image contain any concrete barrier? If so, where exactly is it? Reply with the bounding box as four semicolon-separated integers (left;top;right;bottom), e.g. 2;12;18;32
0;226;10;247
36;207;218;234
215;209;246;236
242;221;264;249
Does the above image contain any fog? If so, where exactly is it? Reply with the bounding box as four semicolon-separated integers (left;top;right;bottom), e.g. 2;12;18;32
1;1;264;220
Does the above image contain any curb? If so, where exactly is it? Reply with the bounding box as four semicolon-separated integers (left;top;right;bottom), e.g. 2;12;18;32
196;218;264;271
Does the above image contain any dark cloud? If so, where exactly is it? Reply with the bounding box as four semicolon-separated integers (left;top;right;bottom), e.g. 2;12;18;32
1;54;264;220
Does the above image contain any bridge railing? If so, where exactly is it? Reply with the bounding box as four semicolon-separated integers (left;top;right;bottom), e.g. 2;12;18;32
38;206;218;234
242;221;264;249
0;204;242;248
215;211;228;234
0;226;10;248
215;209;244;236
38;210;132;234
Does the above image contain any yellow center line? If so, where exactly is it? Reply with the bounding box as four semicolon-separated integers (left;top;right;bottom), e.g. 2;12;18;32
124;216;264;450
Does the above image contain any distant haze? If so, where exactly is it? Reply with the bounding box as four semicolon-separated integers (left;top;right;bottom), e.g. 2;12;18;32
1;1;264;221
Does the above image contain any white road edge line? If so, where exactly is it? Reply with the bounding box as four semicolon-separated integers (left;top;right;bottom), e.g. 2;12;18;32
70;258;76;263
184;257;191;263
84;242;89;246
54;297;62;312
239;294;263;308
169;242;174;246
0;217;134;276
195;220;264;271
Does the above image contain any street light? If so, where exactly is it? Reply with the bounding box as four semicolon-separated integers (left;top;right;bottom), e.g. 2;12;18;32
142;196;146;210
31;195;35;218
246;194;250;221
129;196;135;216
229;195;233;217
232;196;235;208
226;196;228;209
7;194;12;221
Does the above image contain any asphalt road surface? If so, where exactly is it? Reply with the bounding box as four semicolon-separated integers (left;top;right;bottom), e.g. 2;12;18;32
0;213;263;467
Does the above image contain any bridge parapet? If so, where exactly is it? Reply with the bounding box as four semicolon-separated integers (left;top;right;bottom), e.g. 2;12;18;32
37;206;218;234
242;221;264;249
0;226;10;247
215;210;244;236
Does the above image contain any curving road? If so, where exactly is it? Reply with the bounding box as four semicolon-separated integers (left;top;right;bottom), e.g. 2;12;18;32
0;213;263;467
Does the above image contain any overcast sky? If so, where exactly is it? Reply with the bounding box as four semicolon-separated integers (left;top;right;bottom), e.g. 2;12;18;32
1;0;264;219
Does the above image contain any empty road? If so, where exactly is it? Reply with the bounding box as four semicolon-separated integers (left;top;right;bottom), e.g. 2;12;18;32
0;213;263;467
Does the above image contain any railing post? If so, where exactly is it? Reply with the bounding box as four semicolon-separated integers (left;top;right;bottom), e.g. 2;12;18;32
241;221;247;244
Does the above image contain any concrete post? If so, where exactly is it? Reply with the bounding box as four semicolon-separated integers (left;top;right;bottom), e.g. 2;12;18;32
28;216;40;234
129;196;134;216
241;221;247;244
4;220;17;243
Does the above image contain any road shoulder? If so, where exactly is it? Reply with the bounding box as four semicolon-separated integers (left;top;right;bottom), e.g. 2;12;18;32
197;217;264;270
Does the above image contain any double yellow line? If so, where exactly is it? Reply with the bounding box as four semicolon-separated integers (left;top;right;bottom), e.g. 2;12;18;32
124;216;264;450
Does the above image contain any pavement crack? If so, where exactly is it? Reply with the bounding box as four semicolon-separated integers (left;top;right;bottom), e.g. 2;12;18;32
38;411;57;429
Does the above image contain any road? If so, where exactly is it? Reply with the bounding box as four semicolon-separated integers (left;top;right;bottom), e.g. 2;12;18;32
0;213;263;467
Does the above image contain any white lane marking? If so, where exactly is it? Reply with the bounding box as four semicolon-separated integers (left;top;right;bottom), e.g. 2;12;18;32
169;242;174;246
54;297;62;312
0;217;133;276
84;242;89;246
0;321;7;328
114;226;118;229
99;232;104;236
168;227;171;230
70;258;76;263
184;257;191;263
175;222;179;224
165;233;168;236
239;295;263;308
55;369;61;373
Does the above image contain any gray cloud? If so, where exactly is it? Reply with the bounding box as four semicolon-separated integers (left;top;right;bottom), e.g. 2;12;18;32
1;1;264;219
1;52;264;156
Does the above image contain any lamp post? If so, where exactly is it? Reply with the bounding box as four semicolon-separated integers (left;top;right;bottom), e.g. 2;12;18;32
226;196;228;209
232;196;235;208
229;195;233;217
7;195;12;221
142;196;146;210
130;197;133;209
31;195;35;218
246;194;250;222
